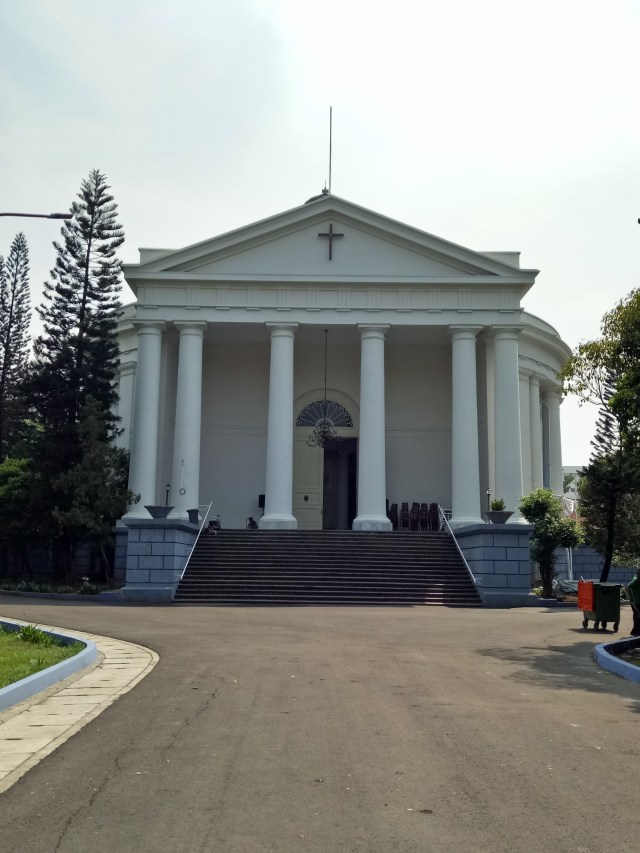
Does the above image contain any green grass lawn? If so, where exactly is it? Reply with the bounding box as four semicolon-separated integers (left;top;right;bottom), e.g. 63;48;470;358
0;626;84;689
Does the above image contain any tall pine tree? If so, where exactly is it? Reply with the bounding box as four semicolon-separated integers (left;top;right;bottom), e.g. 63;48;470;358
29;169;124;458
0;232;31;459
25;170;125;577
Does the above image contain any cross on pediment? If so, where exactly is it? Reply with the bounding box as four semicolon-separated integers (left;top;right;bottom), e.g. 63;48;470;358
317;223;344;260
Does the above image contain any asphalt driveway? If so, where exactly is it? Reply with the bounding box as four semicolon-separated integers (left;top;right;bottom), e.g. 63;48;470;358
0;598;637;853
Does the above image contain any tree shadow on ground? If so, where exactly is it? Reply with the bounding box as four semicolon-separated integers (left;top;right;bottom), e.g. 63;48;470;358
477;634;640;714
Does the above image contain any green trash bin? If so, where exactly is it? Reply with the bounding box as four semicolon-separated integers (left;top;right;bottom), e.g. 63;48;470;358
581;582;621;632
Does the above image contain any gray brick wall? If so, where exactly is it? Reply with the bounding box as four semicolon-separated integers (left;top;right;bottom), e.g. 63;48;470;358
555;546;633;584
454;524;535;606
121;519;198;601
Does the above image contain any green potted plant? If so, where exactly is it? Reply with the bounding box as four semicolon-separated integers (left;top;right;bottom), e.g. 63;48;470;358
488;498;513;524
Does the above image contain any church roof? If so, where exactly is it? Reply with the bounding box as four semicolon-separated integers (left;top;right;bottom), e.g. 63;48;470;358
125;193;538;290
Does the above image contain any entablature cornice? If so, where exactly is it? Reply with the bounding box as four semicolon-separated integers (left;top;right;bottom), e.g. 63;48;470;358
124;271;535;288
128;280;528;322
130;304;528;330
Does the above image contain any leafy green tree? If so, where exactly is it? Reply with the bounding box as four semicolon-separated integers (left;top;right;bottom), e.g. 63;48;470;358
0;457;32;578
577;453;640;580
561;294;640;579
575;369;640;579
52;398;137;583
600;289;640;441
0;233;31;459
519;488;582;599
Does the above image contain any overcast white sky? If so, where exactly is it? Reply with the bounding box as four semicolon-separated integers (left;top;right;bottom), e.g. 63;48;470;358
1;0;639;467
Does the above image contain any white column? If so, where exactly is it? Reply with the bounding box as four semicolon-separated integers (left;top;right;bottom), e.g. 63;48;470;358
260;323;298;529
529;376;543;489
127;322;164;516
543;387;564;495
519;370;532;495
171;323;205;518
115;360;136;451
353;325;392;531
450;326;483;527
492;327;524;520
485;337;496;498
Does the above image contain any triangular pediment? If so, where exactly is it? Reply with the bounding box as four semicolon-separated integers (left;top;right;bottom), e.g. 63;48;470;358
126;195;536;287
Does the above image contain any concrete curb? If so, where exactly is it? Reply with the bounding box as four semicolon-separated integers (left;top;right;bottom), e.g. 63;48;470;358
0;589;116;602
0;618;158;793
594;636;640;683
0;619;97;712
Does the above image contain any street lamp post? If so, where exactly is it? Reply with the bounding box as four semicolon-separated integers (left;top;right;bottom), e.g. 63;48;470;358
0;212;72;219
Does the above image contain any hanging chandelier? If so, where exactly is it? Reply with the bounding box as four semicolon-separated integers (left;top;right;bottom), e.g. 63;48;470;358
307;410;341;448
305;330;346;449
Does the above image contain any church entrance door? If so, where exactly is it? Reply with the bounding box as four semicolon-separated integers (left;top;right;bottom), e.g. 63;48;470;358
293;436;357;530
322;438;357;529
293;437;324;529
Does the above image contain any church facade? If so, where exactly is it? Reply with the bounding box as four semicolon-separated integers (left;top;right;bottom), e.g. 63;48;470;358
116;194;570;537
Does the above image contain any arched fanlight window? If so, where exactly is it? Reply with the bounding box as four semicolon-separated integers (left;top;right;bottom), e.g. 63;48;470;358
296;400;353;447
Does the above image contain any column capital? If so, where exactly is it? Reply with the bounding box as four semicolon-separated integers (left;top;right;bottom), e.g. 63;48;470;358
449;324;482;340
357;324;390;340
132;320;165;334
119;360;137;377
174;321;206;334
489;325;524;341
542;385;563;404
266;322;298;338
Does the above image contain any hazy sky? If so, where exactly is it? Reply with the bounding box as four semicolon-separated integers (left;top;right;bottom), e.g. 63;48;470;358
1;0;638;466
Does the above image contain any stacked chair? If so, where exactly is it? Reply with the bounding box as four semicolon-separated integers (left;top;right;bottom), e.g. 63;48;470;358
389;500;434;531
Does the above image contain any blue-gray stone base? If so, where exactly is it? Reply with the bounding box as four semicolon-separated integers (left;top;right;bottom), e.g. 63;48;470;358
119;518;198;602
454;524;536;607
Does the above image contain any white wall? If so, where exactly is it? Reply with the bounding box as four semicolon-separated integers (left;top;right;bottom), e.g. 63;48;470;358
199;339;270;527
385;344;452;509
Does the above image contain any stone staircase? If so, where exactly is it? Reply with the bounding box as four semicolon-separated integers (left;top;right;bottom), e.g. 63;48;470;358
174;530;483;606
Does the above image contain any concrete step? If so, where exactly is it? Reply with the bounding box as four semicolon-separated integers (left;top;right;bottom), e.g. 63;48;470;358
175;528;482;607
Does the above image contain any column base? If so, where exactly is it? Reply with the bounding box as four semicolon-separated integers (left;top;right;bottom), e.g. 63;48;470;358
506;512;527;524
449;516;485;530
352;515;392;532
123;507;160;521
259;514;298;530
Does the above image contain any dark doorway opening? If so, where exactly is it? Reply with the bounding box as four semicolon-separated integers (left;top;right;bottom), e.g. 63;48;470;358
322;438;357;529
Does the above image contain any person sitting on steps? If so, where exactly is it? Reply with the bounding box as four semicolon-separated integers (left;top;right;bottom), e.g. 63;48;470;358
207;515;221;535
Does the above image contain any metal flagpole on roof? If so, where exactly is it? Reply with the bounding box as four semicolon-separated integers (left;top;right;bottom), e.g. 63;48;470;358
329;106;332;194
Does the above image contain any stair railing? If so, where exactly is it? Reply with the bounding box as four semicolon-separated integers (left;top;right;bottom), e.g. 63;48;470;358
180;502;213;581
437;504;477;586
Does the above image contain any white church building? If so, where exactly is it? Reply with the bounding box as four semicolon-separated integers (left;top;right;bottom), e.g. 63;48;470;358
116;192;569;537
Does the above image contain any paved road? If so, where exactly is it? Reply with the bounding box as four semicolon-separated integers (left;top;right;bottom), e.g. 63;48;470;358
0;597;638;853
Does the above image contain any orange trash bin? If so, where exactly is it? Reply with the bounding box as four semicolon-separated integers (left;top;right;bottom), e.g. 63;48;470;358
578;580;595;611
